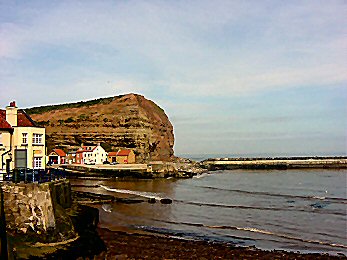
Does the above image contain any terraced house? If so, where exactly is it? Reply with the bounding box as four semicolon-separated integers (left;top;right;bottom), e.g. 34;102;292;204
76;144;107;165
0;101;46;174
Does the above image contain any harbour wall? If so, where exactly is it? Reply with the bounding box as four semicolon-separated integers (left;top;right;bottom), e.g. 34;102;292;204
60;162;200;178
202;157;347;170
1;180;72;238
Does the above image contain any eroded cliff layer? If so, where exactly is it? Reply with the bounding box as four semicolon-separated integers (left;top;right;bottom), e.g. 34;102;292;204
27;94;174;162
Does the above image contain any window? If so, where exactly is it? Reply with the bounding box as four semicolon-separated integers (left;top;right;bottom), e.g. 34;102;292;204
33;157;42;169
22;133;28;144
32;134;42;145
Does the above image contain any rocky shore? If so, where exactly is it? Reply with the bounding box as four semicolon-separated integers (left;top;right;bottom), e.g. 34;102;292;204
59;159;207;179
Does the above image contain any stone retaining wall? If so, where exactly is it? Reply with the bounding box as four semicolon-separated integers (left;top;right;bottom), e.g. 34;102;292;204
1;180;71;235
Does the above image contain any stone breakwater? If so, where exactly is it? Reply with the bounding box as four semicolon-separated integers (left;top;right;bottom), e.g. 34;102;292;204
202;156;347;170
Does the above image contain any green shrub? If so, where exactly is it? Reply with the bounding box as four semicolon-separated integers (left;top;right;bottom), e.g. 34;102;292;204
65;117;75;123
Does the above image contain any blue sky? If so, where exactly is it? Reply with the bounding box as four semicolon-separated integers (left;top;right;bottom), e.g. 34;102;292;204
0;0;346;156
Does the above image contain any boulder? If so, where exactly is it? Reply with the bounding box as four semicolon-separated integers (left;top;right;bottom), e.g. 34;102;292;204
160;198;172;204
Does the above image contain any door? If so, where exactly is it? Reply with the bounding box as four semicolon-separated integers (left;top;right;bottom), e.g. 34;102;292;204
6;159;11;173
15;149;27;169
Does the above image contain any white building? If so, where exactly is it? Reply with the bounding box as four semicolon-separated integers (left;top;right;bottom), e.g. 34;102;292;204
76;144;107;165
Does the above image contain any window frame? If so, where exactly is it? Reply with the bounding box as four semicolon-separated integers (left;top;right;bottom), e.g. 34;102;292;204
33;157;42;169
22;133;28;145
32;133;43;145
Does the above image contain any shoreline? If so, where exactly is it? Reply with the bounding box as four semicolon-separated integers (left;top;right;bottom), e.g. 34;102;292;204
93;227;346;259
12;170;342;259
73;191;347;259
12;188;344;259
5;163;345;258
52;156;347;180
58;161;205;179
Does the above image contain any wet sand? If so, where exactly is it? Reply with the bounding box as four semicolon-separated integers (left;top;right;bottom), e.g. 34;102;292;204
93;227;346;259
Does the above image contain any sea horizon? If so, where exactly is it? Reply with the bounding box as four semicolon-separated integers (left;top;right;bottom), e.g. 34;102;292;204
178;152;347;162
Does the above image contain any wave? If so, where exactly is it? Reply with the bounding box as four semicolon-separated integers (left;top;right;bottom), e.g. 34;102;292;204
194;185;347;204
100;184;343;215
100;185;167;200
101;204;112;212
193;173;209;179
232;227;347;249
133;225;239;245
143;218;347;250
173;200;345;216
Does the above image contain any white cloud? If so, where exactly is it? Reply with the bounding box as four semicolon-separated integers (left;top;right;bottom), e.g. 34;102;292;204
1;0;346;100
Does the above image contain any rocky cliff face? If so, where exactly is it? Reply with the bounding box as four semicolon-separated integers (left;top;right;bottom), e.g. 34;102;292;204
27;94;174;162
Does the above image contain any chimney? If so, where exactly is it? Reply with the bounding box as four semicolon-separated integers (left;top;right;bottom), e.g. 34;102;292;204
6;101;18;126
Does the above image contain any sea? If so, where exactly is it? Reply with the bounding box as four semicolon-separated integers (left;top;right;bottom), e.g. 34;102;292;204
70;167;347;256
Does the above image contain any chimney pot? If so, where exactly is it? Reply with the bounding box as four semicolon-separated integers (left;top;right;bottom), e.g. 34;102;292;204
10;101;16;107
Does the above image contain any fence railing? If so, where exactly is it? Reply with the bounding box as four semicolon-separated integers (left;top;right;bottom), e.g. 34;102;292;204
0;168;66;184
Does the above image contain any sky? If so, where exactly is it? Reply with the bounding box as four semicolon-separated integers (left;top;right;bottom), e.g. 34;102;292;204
0;0;346;157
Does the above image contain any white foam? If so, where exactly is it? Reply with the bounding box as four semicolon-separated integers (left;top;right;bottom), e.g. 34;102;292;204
236;227;347;249
312;196;326;200
101;204;112;213
100;185;166;200
193;173;209;179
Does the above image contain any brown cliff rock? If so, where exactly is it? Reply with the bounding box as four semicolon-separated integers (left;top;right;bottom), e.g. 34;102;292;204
27;94;174;162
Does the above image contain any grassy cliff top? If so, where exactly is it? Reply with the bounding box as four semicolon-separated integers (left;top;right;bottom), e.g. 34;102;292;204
25;95;126;115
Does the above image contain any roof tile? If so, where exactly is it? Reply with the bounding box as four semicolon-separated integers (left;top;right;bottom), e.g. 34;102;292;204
52;149;66;157
117;149;131;156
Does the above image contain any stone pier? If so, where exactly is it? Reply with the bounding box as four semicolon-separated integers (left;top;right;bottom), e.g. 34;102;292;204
1;180;74;242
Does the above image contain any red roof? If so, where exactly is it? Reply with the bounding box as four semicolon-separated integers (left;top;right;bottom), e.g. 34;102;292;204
0;110;12;131
81;146;97;151
17;110;37;127
52;149;66;157
0;116;13;131
76;149;88;153
117;149;132;156
0;109;37;127
108;151;118;156
76;146;96;153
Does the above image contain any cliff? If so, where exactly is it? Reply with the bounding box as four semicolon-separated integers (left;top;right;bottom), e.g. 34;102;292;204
26;94;174;162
